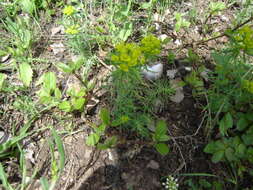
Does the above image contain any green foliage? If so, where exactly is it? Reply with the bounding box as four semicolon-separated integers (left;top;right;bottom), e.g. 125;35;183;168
227;25;253;56
58;87;86;112
205;28;253;178
208;2;226;15
86;108;128;149
37;72;61;105
0;73;7;91
184;178;224;190
152;120;170;155
174;12;191;32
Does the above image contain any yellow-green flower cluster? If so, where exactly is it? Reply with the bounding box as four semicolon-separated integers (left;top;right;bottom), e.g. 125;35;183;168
242;79;253;94
233;26;253;55
111;43;145;72
140;34;161;56
65;25;80;35
63;5;75;16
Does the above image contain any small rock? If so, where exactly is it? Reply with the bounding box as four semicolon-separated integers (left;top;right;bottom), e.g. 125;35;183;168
174;39;181;46
50;42;65;55
142;63;163;81
170;79;184;103
147;160;160;170
220;15;229;22
167;69;178;79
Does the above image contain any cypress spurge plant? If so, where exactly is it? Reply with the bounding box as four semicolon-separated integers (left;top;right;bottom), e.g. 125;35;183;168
108;34;171;155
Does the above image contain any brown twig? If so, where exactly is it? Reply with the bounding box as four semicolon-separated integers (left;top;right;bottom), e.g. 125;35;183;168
170;16;253;51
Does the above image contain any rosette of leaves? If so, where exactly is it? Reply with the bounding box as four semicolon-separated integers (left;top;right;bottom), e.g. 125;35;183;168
58;87;86;112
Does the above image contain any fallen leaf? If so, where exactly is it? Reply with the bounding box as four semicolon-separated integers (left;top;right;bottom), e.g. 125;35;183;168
51;25;64;36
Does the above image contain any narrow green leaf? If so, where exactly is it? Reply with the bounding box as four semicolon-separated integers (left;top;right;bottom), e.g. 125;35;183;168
0;163;14;190
51;127;65;172
111;115;129;127
237;117;249;131
154;143;170;156
19;63;33;87
72;98;86;110
204;141;216;153
0;73;6;90
211;150;224;163
40;177;49;190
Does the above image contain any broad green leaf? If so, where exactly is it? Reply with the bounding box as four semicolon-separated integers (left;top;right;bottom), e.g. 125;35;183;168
86;133;100;146
237;117;249;131
54;88;62;100
19;63;33;87
204;141;216;153
199;179;212;188
219;113;233;136
97;136;117;150
76;88;86;97
94;124;106;135
118;22;133;41
211;150;224;163
225;147;235;161
154;120;167;141
72;98;86;110
158;134;170;142
242;133;253;145
58;101;72;112
246;112;253;121
57;63;73;73
154;143;170;156
0;73;6;90
140;2;152;9
247;147;253;163
71;57;84;71
43;72;56;92
99;108;110;126
236;143;246;157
